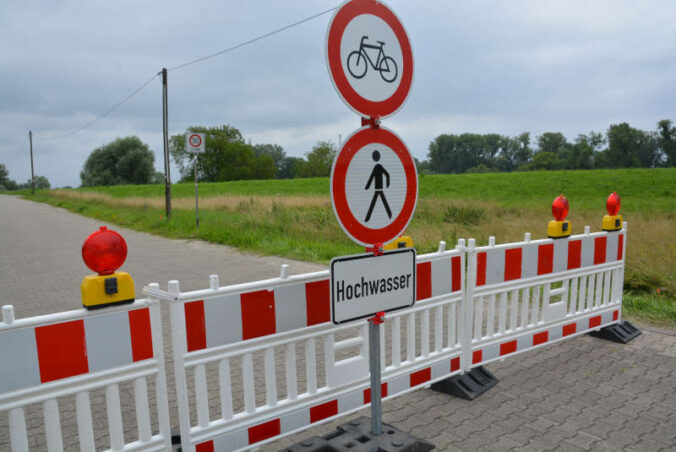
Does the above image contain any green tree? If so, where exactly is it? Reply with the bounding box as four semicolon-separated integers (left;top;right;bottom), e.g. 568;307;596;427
606;123;660;168
252;144;286;178
80;136;155;187
657;119;676;166
537;132;568;155
531;152;560;170
299;141;336;178
279;156;306;179
0;163;18;190
20;175;50;189
170;126;276;182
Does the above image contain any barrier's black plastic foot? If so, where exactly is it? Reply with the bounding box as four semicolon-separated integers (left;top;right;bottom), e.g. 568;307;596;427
430;366;498;400
286;416;434;452
588;320;641;344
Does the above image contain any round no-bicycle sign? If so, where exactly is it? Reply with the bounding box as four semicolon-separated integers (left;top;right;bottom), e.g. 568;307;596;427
331;126;417;246
186;133;205;154
326;0;414;119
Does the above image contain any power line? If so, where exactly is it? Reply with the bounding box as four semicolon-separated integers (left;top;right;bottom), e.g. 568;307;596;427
38;73;158;141
167;6;337;71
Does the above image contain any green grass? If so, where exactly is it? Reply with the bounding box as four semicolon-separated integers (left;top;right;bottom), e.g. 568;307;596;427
623;291;676;328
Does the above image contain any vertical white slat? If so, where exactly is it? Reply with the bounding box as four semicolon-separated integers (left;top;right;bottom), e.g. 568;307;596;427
406;312;415;361
105;384;124;450
447;302;456;348
194;364;210;427
532;286;541;324
44;399;64;452
570;278;579;313
9;407;29;452
264;347;278;406
474;296;483;340
562;279;570;313
75;392;94;452
434;305;443;352
242;352;256;413
520;289;529;329
380;322;386;370
219;358;234;420
579;275;588;312
305;338;317;394
594;273;603;307
391;316;401;367
487;294;496;337
612;268;622;304
285;343;298;400
146;297;172;452
509;290;518;331
421;309;430;357
324;333;335;388
587;274;596;310
498;292;508;334
603;271;612;306
133;378;152;443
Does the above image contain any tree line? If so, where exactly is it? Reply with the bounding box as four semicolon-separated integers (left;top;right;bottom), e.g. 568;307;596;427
421;120;675;174
0;164;50;191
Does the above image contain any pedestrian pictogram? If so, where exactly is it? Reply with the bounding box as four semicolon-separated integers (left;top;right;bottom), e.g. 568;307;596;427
331;126;417;246
326;0;414;119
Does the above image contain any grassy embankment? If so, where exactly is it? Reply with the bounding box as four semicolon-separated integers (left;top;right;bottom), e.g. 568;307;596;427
19;168;676;326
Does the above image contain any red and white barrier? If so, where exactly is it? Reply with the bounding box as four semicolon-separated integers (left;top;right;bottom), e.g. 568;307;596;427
0;299;172;451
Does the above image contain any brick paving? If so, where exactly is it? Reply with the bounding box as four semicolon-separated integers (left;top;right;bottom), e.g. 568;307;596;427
1;195;675;451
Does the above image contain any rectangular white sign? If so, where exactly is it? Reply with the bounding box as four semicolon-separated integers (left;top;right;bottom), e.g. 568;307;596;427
185;132;206;154
331;248;416;324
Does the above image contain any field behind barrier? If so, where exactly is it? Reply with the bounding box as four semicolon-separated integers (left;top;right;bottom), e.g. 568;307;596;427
20;168;676;325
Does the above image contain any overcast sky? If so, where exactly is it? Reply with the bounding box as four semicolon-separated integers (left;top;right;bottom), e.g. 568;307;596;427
1;0;674;188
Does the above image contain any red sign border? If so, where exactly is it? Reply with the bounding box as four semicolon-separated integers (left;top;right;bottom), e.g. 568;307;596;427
326;0;414;119
188;133;203;149
331;126;418;246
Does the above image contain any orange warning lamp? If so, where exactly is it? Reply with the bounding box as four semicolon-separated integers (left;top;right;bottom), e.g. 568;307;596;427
547;195;572;238
602;192;623;231
80;226;135;309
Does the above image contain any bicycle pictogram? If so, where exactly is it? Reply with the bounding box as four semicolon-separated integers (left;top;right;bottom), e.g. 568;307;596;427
347;36;398;83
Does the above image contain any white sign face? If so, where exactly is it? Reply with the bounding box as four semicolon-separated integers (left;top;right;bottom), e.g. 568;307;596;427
186;133;205;154
331;248;416;324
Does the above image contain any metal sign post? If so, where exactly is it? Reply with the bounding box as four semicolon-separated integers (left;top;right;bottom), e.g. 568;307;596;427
186;133;205;229
193;155;199;228
369;311;385;435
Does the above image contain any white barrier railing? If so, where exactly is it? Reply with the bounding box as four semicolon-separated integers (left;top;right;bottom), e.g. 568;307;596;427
0;299;172;452
145;244;465;451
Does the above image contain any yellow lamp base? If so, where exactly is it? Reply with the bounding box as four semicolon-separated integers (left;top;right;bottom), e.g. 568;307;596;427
81;271;135;310
602;214;623;231
547;220;571;238
384;236;414;250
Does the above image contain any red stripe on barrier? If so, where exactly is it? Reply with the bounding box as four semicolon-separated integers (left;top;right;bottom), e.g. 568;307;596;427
567;240;581;270
563;323;577;337
613;310;619;321
196;440;214;452
185;300;207;352
310;400;338;423
500;340;517;356
594;236;607;265
35;320;89;383
410;368;431;387
617;234;624;260
128;308;153;361
248;418;281;444
533;331;549;346
306;279;330;326
504;248;522;281
538;244;554;275
477;252;487;286
241;290;276;340
450;357;460;372
472;350;483;364
452;256;462;292
589;315;601;328
416;262;431;300
363;383;388;404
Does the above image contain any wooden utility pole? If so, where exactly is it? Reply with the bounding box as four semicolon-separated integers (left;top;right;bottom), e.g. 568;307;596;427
162;68;172;218
28;130;35;195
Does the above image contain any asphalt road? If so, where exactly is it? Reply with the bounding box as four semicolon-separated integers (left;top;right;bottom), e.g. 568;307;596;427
1;195;675;451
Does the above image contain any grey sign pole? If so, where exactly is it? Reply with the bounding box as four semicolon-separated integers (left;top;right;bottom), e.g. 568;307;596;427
369;314;383;435
194;155;199;228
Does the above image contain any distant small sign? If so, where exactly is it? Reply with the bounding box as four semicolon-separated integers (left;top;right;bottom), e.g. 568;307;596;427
331;248;416;324
186;133;205;154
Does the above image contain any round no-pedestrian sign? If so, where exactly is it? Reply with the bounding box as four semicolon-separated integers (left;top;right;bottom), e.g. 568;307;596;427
326;0;414;119
331;126;417;246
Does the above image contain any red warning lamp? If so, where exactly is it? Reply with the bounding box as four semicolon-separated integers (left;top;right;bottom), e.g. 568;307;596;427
82;226;128;275
602;192;623;231
606;192;621;216
547;194;572;238
81;226;135;309
551;195;569;222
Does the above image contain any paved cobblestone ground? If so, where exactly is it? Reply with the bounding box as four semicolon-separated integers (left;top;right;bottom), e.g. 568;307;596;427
1;195;675;451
